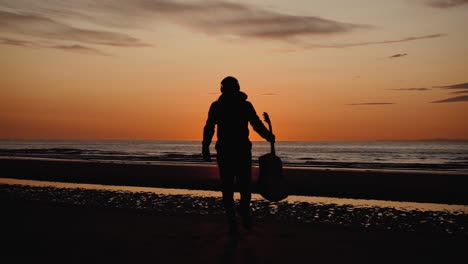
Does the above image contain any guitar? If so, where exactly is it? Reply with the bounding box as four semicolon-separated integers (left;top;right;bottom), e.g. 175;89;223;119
258;112;287;202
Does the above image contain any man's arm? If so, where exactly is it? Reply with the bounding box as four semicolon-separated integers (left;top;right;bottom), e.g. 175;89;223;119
202;102;217;161
246;102;275;142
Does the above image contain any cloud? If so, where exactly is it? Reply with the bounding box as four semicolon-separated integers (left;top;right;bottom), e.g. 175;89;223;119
0;1;446;51
430;82;468;102
119;1;370;41
433;82;468;89
391;88;431;91
431;95;468;103
0;1;366;44
51;44;110;56
348;102;395;106
389;53;408;59
260;93;279;96
0;36;108;56
306;34;445;48
425;0;468;8
451;90;468;94
0;10;150;47
0;37;34;47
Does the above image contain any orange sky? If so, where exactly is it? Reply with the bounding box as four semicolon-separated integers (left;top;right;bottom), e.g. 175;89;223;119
1;0;467;141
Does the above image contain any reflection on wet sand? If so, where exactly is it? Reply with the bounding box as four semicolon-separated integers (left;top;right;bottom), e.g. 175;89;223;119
1;178;466;235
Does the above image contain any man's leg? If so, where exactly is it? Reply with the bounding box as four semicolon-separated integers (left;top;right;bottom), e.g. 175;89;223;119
219;166;235;217
217;154;237;233
237;151;253;229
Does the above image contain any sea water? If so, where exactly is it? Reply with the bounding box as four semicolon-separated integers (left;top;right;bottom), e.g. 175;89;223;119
1;140;467;172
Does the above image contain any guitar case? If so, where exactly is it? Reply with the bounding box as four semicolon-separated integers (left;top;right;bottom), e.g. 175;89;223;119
257;112;288;202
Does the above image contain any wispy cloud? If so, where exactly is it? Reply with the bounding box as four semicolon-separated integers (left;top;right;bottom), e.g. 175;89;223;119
260;93;279;96
51;44;110;56
0;0;447;52
0;1;366;45
432;95;468;103
306;34;445;48
0;36;109;56
389;53;408;59
433;82;468;89
0;10;149;47
114;1;369;41
431;82;468;102
348;102;395;106
425;0;468;8
391;88;431;91
451;90;468;94
0;37;34;47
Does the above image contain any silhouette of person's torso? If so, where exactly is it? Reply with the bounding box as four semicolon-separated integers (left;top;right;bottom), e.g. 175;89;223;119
213;91;252;150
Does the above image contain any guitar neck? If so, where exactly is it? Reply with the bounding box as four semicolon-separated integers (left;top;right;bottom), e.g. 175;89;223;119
267;123;275;155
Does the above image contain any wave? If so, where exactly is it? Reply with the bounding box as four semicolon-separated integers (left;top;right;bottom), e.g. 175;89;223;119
1;147;467;172
0;148;206;163
284;160;468;171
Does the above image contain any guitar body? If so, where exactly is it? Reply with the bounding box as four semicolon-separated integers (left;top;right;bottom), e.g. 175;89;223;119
257;112;288;202
258;153;288;202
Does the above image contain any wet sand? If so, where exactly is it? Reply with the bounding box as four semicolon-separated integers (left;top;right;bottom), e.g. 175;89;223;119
2;181;466;235
1;157;467;204
1;157;467;263
2;197;467;264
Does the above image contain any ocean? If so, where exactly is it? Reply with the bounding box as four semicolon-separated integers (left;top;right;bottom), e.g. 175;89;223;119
1;140;467;172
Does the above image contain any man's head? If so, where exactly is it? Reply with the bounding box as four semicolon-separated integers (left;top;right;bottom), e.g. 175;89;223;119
220;76;240;94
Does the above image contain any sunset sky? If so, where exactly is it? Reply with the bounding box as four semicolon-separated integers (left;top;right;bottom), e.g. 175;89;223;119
1;0;467;141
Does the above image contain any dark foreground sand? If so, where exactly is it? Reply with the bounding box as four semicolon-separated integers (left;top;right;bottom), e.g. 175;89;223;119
2;198;467;264
1;157;467;263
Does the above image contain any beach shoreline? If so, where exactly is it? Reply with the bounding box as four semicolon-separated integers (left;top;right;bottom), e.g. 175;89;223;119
1;157;467;204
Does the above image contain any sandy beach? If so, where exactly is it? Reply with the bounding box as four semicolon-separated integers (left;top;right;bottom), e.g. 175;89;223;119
2;194;467;264
1;157;467;204
1;157;467;263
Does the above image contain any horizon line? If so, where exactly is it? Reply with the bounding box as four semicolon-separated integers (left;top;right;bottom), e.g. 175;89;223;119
1;138;468;142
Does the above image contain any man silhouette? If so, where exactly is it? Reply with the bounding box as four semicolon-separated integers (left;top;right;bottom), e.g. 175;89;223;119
202;76;275;234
